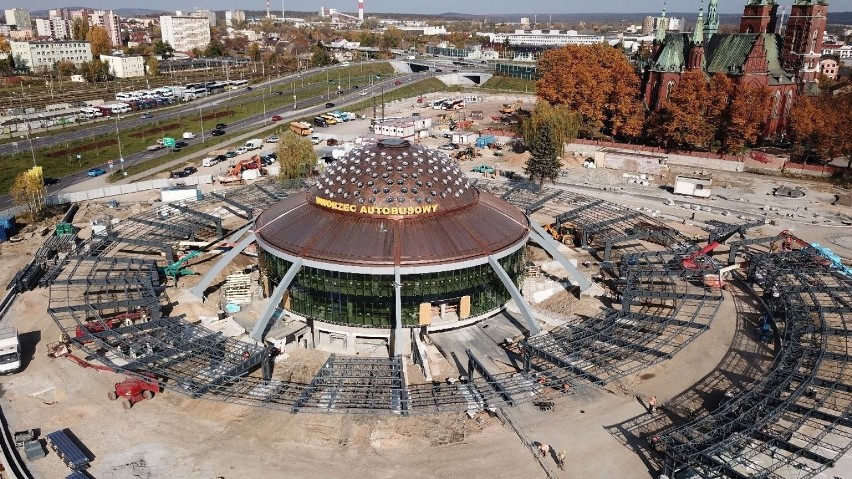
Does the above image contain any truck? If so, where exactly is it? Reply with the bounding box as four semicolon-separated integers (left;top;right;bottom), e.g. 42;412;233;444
245;139;263;150
0;327;21;374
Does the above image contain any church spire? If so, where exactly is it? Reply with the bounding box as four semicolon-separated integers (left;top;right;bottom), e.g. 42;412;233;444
655;2;667;43
692;4;705;45
704;0;719;39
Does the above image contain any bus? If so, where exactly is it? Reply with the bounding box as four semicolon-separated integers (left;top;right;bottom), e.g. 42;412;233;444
229;79;249;90
289;121;314;136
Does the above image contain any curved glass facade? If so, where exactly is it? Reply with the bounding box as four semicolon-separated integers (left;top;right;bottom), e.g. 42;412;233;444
259;249;526;328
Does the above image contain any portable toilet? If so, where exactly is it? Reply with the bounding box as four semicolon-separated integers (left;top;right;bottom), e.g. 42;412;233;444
0;215;16;242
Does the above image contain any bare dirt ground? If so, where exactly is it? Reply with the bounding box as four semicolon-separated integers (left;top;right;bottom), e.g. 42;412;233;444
2;89;850;479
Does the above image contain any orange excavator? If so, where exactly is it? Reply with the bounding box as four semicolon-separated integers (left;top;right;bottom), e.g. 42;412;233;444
219;155;262;185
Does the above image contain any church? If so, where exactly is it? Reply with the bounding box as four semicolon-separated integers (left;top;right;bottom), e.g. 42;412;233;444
642;0;828;140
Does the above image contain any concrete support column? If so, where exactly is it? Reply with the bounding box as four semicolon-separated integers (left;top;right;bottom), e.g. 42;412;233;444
392;266;405;356
250;258;303;341
488;255;541;336
188;225;255;299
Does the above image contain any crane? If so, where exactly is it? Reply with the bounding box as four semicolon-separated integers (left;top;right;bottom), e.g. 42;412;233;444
682;228;742;270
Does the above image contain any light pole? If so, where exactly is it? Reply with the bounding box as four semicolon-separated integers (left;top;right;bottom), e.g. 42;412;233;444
326;70;330;100
114;115;123;172
199;105;205;142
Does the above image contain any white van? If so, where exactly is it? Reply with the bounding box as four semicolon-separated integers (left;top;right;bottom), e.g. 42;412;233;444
245;139;263;150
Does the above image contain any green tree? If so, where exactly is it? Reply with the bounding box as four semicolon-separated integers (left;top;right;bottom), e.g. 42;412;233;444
277;131;317;180
521;101;581;154
79;59;111;83
71;18;90;41
311;42;333;67
153;40;174;59
524;124;562;186
10;168;46;221
205;38;225;57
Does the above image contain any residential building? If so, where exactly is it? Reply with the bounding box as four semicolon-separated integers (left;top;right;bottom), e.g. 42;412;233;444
101;54;145;78
90;10;122;48
822;44;852;59
225;10;246;27
820;56;839;80
643;0;828;140
48;9;71;20
189;10;216;27
520;17;530;27
642;15;683;35
35;17;72;40
4;8;31;29
10;40;93;72
160;15;211;52
393;26;448;36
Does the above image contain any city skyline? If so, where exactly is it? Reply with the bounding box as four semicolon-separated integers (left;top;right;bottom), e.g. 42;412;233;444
14;0;852;15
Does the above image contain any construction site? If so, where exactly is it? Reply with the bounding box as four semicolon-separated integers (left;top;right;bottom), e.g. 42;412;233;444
1;111;852;479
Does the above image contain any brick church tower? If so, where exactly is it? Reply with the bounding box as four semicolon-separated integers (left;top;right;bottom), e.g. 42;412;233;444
783;0;828;83
739;0;779;34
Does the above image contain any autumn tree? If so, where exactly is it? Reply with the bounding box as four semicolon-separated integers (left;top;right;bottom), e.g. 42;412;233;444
277;131;317;180
790;91;852;169
311;42;333;67
87;26;112;57
648;71;714;149
706;73;734;144
521;102;581;155
0;36;9;53
10;168;46;221
79;59;111;82
536;43;644;138
146;56;159;76
248;42;261;62
715;85;769;153
55;59;77;76
525;124;562;186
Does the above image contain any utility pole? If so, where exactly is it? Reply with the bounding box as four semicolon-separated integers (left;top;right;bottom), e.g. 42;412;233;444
115;115;123;170
199;105;205;142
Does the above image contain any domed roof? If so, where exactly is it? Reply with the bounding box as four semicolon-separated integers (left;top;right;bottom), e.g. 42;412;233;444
255;140;529;269
311;139;478;217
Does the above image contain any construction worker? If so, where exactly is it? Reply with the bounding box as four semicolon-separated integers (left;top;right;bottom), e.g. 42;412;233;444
538;443;550;458
648;395;658;414
556;450;566;470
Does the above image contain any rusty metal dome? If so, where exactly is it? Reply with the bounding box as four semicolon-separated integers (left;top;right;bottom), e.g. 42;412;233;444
311;138;477;217
255;141;529;268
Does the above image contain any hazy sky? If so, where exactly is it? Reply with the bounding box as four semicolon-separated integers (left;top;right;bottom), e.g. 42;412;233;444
15;1;852;14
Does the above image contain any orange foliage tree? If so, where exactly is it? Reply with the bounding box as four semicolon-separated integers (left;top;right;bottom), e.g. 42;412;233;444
720;85;770;153
536;44;644;139
647;71;714;149
790;91;852;169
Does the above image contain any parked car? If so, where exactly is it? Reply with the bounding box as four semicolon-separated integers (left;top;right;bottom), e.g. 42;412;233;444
327;138;339;146
183;166;197;175
271;115;282;122
225;151;237;158
325;102;335;108
87;168;106;177
235;146;249;155
471;165;495;174
211;129;226;136
267;135;279;143
438;144;455;150
215;123;227;129
170;170;189;178
311;135;321;145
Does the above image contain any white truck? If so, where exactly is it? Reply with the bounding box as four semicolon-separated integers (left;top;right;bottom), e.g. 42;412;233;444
0;327;21;374
183;132;197;139
245;139;263;150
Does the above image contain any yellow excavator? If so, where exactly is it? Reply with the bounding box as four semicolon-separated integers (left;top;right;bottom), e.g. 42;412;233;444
543;223;574;245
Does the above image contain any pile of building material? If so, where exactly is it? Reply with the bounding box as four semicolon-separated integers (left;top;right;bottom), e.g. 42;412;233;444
221;272;253;307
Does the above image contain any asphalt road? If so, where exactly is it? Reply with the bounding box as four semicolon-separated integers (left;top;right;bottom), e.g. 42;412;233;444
0;70;439;211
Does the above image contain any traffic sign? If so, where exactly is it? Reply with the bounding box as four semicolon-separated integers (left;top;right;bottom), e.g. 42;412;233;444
163;137;176;147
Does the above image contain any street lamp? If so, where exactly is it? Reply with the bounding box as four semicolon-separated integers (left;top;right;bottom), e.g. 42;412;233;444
115;115;123;170
199;105;205;142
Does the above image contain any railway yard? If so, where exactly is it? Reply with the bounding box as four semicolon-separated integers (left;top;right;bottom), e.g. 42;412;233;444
1;89;852;479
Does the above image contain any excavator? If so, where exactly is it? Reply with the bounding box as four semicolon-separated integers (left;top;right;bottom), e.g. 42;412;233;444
543;222;574;245
219;155;263;185
500;100;522;114
161;250;203;285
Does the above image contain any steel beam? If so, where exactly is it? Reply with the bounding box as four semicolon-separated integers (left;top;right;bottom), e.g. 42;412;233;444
189;232;256;299
250;258;303;341
555;200;604;225
49;297;158;314
580;212;642;247
128;217;196;240
107;236;175;263
170;203;224;237
466;349;514;406
393;266;404;356
488;255;540;335
254;183;286;201
528;222;593;292
210;192;254;219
